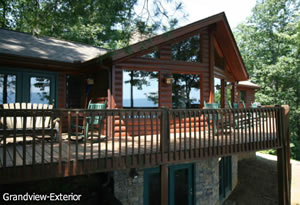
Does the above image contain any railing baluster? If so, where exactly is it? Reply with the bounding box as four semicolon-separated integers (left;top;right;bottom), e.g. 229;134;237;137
112;111;115;168
13;112;17;168
188;110;192;159
67;111;71;175
173;112;176;161
228;109;232;153
198;111;202;158
125;112;128;166
207;110;211;156
22;111;27;167
272;108;276;147
251;108;254;151
75;111;79;174
156;111;159;164
97;111;102;168
3;111;7;169
193;110;197;158
179;111;182;160
105;111;108;169
215;109;219;156
119;111;122;167
90;111;95;164
150;112;154;164
131;110;135;166
203;110;207;157
144;111;147;164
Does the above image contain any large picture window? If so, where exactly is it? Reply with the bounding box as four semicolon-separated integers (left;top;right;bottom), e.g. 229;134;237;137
123;70;158;108
172;35;201;62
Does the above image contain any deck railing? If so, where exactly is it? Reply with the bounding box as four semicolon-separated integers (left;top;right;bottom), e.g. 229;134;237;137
0;106;287;183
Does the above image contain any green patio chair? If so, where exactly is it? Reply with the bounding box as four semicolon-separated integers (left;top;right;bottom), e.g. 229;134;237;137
204;103;220;135
85;100;107;139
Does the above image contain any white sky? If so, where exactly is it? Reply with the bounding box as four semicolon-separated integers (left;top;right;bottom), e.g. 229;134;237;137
179;0;257;29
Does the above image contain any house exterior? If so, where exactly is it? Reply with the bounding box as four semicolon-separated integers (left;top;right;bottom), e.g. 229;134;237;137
0;13;291;205
236;80;260;107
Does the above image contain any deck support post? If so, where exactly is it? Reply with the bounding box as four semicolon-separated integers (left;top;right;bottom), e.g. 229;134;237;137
276;105;291;205
161;164;168;205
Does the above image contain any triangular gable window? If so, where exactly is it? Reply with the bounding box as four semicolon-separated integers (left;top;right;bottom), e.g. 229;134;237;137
171;34;201;62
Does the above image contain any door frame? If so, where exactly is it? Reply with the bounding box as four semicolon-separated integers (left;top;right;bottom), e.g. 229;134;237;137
0;67;58;107
169;163;194;205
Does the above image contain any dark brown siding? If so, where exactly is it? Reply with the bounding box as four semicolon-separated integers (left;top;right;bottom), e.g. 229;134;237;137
112;66;123;108
237;87;256;107
200;29;210;103
57;73;66;108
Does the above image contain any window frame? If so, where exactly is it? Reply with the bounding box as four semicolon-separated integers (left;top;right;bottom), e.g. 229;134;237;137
0;67;58;107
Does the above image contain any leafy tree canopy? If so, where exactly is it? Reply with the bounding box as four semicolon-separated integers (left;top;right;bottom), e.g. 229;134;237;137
234;0;300;159
0;0;185;49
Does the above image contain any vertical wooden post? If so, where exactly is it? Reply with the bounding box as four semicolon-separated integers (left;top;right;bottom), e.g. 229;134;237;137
208;26;215;103
282;105;291;204
231;82;236;103
161;164;169;205
221;79;225;108
277;105;291;205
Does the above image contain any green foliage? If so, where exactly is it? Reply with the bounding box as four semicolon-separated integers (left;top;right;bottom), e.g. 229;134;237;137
235;0;300;159
0;0;185;49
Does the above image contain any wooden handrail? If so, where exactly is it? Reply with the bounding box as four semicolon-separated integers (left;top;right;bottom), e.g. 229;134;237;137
0;106;289;185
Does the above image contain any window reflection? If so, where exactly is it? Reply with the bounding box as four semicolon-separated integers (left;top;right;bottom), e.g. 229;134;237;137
30;77;51;104
123;70;158;108
172;74;200;109
0;74;16;104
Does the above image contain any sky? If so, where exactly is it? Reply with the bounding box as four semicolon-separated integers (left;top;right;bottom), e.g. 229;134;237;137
179;0;257;29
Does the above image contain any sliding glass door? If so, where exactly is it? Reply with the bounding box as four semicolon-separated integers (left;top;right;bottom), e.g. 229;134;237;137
0;68;57;106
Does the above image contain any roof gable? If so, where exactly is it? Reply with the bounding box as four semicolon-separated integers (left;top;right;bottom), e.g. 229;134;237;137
111;12;249;81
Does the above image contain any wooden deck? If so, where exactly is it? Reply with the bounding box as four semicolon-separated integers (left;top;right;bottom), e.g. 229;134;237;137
0;121;278;168
0;106;288;184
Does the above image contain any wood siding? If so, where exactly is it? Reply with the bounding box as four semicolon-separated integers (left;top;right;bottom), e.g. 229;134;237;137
237;87;256;107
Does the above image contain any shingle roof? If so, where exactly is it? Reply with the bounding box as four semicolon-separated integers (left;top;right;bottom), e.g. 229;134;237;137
0;29;108;63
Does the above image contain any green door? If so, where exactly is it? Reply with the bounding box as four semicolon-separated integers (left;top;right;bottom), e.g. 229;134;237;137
144;167;161;205
219;156;232;200
169;164;194;205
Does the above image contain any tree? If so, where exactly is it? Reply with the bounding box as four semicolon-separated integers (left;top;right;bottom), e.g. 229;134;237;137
0;0;185;49
234;0;300;159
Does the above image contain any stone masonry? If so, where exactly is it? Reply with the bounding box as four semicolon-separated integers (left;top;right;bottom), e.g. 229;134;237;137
114;169;144;205
114;155;238;205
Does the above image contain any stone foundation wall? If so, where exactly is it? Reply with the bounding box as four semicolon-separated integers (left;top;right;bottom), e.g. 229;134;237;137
194;158;220;205
232;155;238;190
114;169;144;205
238;151;256;161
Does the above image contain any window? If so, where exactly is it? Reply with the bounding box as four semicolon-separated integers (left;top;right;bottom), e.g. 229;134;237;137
0;68;57;106
172;35;201;62
123;70;158;108
172;74;200;108
240;90;246;103
214;78;221;105
30;77;51;104
219;156;232;200
0;74;16;104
